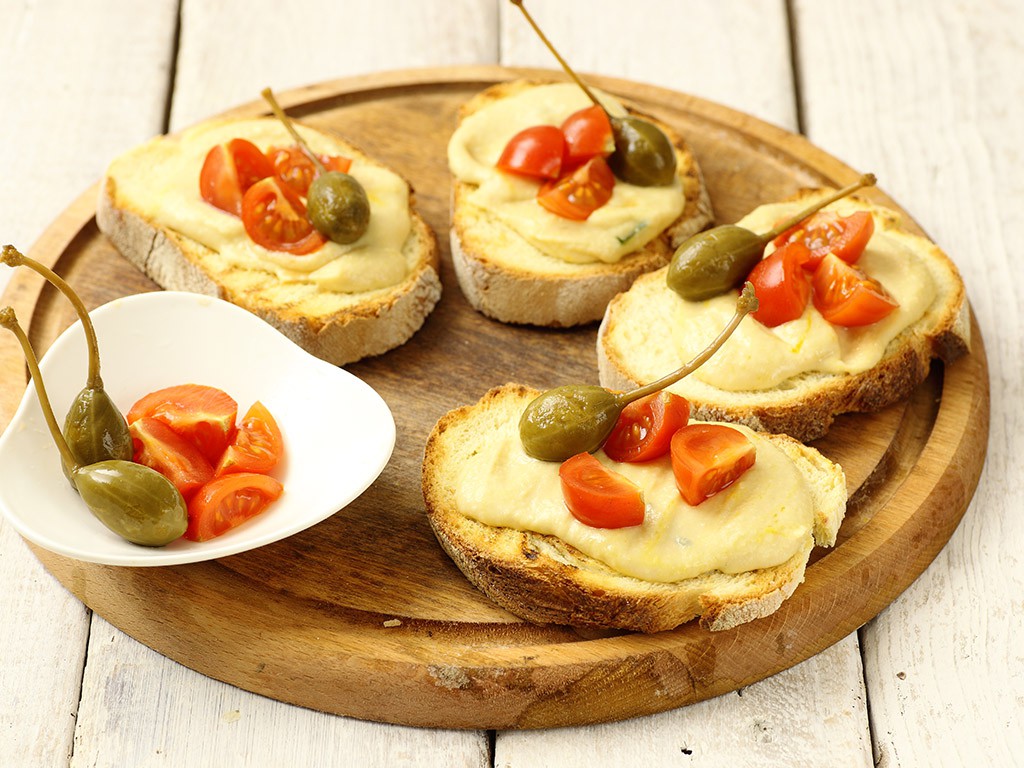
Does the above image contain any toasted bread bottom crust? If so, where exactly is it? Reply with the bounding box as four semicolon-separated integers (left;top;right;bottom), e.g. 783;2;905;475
449;80;713;327
422;384;846;633
97;175;441;367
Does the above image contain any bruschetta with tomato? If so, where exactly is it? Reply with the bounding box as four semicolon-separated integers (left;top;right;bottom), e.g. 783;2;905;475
598;191;970;441
422;383;847;633
446;79;712;327
97;117;440;366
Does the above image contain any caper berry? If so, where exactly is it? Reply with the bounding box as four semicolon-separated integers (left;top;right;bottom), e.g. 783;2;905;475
666;225;765;301
1;305;187;548
509;1;677;188
519;385;623;461
308;171;370;245
519;284;759;461
2;245;133;488
62;387;134;481
666;174;877;301
608;116;678;188
73;461;187;547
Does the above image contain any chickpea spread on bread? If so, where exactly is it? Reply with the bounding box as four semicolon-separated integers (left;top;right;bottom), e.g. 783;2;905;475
448;83;685;265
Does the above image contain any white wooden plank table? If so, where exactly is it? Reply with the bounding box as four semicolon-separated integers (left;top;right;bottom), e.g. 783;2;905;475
1;1;1020;765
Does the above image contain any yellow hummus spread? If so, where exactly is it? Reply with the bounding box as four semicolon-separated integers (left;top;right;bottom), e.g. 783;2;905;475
106;118;412;294
454;417;813;583
448;83;685;266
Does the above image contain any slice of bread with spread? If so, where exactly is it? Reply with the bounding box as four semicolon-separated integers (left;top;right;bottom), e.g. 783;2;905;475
598;191;970;442
422;384;847;633
97;117;441;366
447;80;712;327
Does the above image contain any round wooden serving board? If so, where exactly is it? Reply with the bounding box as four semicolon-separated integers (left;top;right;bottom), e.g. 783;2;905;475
0;67;989;729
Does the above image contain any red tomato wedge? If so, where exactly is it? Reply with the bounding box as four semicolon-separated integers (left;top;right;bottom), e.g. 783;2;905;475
185;472;283;542
748;240;813;327
215;401;284;476
127;384;238;465
537;156;616;221
670;424;757;506
496;125;565;179
559;452;645;529
265;145;353;196
811;253;899;327
199;138;274;217
129;416;214;498
241;177;326;255
772;210;875;269
560;105;613;169
602;392;690;463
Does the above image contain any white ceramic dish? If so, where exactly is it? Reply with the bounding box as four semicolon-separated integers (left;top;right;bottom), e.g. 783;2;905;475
0;291;395;566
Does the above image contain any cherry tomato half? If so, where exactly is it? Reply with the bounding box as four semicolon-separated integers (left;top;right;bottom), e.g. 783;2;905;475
199;138;274;217
602;392;690;463
127;384;238;465
748;240;813;327
560;105;613;169
559;452;645;529
265;145;353;196
496;125;565;180
537;156;616;221
241;177;326;255
670;424;757;507
215;401;284;476
129;416;214;498
811;253;899;327
772;209;875;269
185;472;283;542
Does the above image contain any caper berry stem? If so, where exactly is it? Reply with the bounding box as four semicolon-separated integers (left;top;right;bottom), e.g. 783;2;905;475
0;306;81;472
624;282;759;404
260;87;328;175
761;173;877;243
1;245;103;389
509;1;607;115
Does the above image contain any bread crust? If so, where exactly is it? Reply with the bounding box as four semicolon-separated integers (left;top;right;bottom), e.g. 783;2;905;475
597;192;971;442
422;384;847;633
96;120;442;367
449;79;713;327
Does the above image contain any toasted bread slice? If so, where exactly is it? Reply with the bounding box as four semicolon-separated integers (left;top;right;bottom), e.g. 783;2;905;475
97;117;441;366
448;80;712;327
422;384;847;633
598;192;970;442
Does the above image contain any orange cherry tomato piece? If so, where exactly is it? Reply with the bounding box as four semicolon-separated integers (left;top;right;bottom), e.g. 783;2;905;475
129;416;214;499
772;209;875;269
748;240;813;327
185;472;283;542
199;138;274;217
536;156;616;221
670;424;757;507
811;253;899;327
240;177;326;255
215;401;284;476
496;125;566;179
265;145;353;196
559;452;645;529
560;105;613;169
602;392;691;463
127;384;238;465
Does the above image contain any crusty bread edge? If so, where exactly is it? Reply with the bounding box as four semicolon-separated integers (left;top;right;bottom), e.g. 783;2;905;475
449;80;713;327
597;193;972;442
421;383;847;633
96;129;442;367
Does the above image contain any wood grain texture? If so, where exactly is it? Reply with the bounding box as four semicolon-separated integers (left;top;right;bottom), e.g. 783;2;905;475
0;68;988;730
0;2;178;767
793;0;1024;764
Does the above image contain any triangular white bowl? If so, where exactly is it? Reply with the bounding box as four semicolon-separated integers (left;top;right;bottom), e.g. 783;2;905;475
0;291;395;566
